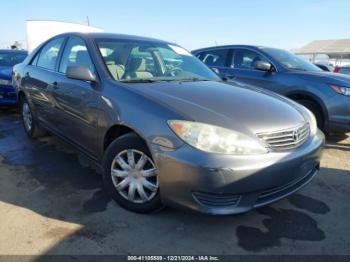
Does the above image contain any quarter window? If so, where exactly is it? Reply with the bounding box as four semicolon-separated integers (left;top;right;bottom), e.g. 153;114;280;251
59;37;95;74
37;37;65;70
199;49;229;67
231;49;263;69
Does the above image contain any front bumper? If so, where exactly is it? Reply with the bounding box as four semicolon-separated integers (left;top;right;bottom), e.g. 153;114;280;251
0;84;17;105
327;94;350;132
152;130;324;215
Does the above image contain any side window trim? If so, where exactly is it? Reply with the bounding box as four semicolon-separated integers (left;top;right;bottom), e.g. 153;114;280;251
29;51;40;66
225;49;233;68
56;36;69;72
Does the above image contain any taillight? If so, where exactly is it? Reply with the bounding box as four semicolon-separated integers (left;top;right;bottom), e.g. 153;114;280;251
334;66;340;73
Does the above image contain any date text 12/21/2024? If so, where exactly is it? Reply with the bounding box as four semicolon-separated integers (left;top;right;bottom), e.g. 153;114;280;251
127;256;220;261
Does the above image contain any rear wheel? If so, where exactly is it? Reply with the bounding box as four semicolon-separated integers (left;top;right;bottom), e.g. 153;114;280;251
103;133;163;213
20;97;46;138
297;100;324;130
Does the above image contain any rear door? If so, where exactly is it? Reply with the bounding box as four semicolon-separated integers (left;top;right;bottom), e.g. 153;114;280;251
22;37;66;128
52;36;100;156
196;48;232;78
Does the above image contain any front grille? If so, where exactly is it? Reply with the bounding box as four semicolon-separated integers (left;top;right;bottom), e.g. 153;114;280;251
193;192;241;207
257;122;310;151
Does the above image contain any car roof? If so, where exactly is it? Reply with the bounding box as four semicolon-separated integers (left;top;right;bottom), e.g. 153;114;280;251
0;49;28;54
53;32;173;45
192;45;270;53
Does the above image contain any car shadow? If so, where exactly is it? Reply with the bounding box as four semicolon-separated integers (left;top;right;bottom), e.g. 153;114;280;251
325;133;350;151
0;109;349;255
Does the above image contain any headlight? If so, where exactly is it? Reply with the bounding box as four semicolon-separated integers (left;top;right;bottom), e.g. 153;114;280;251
0;79;11;86
303;108;318;135
168;120;268;155
330;84;350;96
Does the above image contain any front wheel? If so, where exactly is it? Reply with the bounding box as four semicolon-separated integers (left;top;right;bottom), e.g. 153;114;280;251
20;97;46;138
297;100;324;130
102;133;163;213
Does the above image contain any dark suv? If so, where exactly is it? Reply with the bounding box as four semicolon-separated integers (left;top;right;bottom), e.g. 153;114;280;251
193;45;350;133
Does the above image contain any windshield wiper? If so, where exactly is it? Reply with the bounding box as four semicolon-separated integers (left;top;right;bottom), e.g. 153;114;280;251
177;77;212;82
120;79;160;83
288;67;306;71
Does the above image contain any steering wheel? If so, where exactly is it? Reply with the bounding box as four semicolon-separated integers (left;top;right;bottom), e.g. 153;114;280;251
166;67;183;77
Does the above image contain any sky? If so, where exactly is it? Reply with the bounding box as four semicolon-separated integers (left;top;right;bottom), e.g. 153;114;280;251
1;0;350;51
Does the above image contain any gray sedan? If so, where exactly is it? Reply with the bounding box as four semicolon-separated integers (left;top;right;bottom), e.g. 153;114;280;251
13;33;324;215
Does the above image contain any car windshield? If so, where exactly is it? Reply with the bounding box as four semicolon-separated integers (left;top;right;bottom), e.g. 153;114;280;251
0;52;27;67
96;39;220;82
262;47;322;72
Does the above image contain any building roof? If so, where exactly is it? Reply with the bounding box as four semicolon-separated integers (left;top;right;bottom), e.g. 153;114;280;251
294;39;350;54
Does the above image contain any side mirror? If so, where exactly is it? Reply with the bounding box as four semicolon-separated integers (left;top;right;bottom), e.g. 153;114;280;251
66;65;97;82
254;60;273;72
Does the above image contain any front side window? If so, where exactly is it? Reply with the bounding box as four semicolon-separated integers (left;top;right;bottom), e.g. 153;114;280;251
0;52;27;67
96;39;220;82
262;47;321;72
231;49;264;69
59;37;95;74
37;37;65;70
199;49;228;67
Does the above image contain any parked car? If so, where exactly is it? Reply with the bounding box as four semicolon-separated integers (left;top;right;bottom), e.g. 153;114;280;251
314;63;334;72
334;66;350;75
0;49;27;106
13;33;324;215
192;45;350;133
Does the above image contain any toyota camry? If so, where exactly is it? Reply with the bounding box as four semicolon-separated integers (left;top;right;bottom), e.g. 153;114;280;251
13;33;324;214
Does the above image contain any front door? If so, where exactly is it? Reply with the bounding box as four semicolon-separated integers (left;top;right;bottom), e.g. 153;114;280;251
50;36;100;157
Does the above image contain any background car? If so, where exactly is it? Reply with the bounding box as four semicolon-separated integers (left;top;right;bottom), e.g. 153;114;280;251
0;49;28;106
314;63;334;72
334;66;350;75
13;33;323;215
192;45;350;134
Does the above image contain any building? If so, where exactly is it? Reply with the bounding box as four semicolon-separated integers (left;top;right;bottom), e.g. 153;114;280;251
294;39;350;66
26;20;103;52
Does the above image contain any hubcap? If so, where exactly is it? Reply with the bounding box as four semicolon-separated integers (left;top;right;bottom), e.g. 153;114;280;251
22;102;32;132
111;149;158;204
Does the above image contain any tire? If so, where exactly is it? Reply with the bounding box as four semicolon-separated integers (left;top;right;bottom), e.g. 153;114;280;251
297;99;324;130
102;133;163;213
20;97;46;138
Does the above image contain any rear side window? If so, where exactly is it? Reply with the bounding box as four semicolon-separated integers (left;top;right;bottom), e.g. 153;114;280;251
37;37;65;70
231;49;263;69
59;36;95;74
198;49;229;67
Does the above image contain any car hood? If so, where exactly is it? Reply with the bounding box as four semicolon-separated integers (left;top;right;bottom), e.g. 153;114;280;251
288;70;350;86
0;66;12;81
124;80;306;134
